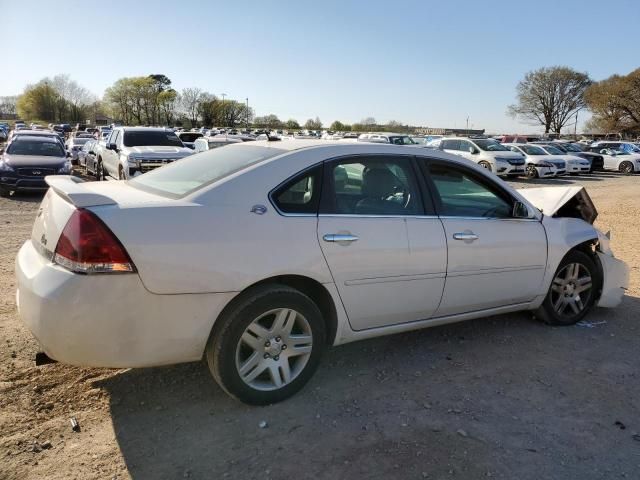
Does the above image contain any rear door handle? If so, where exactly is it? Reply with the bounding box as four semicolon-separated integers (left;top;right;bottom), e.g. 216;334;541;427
453;232;479;242
323;233;359;243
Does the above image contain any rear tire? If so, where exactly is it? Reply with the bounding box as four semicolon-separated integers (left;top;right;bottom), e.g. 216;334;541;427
96;160;104;181
535;250;601;326
478;161;492;172
206;284;326;405
619;161;634;174
0;186;10;198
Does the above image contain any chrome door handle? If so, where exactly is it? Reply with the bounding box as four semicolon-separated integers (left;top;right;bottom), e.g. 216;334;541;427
323;233;359;243
453;232;479;242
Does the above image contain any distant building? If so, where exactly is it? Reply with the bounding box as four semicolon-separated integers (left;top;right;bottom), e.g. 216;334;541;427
415;127;485;136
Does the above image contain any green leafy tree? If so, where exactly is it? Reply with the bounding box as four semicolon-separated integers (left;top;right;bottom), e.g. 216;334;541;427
585;68;640;136
304;116;322;130
285;119;300;130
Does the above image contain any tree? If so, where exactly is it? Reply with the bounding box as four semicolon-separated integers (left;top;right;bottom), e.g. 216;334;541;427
304;116;322;130
329;120;350;131
0;96;18;117
285;119;300;130
386;120;404;131
254;114;282;129
508;66;592;134
585;68;640;136
180;87;204;126
16;82;60;122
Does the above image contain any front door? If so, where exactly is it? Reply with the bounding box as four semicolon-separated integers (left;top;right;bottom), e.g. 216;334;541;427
318;155;447;330
422;160;547;317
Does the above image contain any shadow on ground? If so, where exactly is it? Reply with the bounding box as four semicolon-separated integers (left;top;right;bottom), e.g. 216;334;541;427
97;296;640;480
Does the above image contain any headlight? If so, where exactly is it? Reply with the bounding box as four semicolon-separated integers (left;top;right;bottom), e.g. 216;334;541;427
0;161;14;172
57;161;72;174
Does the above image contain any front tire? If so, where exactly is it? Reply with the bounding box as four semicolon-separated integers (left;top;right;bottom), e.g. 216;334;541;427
526;164;539;178
206;285;326;405
535;250;601;326
96;159;105;181
478;161;492;172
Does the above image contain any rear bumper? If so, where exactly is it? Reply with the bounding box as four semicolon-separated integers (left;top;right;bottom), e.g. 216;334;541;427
596;252;629;308
15;240;237;367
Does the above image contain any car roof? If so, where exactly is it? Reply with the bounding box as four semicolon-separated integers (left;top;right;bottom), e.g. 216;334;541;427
115;126;174;132
14;130;58;136
11;135;61;143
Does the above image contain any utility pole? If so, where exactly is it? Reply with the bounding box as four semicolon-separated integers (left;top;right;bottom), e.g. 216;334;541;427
220;93;227;128
246;97;249;131
466;116;469;134
574;110;579;140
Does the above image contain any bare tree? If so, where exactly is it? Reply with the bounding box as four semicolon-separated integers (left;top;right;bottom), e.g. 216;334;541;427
180;88;204;126
508;66;592;134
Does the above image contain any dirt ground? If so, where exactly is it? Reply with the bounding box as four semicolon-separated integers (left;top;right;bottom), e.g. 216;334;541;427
1;170;639;480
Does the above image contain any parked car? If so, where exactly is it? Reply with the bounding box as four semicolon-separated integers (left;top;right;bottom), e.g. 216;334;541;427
98;127;194;180
77;139;96;171
193;136;244;152
533;144;591;174
545;142;604;172
0;136;72;196
8;130;65;148
176;131;204;149
503;144;562;178
591;141;640;155
587;147;640;173
66;137;92;165
438;137;526;176
357;132;417;145
15;141;628;404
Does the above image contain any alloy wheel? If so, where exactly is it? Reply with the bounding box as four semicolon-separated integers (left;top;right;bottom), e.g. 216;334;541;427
620;161;633;174
235;308;313;391
550;262;593;317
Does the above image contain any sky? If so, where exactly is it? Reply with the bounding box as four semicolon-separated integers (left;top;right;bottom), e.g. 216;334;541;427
1;0;638;133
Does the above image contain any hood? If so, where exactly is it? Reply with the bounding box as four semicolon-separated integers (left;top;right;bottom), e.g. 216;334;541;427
3;153;67;167
493;151;524;158
517;186;597;224
126;145;192;156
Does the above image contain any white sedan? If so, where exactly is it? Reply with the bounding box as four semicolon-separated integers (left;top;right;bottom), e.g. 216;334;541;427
15;141;629;404
504;143;562;178
536;144;591;173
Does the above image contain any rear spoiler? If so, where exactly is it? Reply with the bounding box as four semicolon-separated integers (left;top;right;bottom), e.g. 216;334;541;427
45;176;117;207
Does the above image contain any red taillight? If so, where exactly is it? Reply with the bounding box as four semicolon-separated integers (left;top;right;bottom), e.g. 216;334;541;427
53;209;135;274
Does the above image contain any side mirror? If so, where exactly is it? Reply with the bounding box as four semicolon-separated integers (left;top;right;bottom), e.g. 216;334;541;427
468;146;478;154
512;201;531;219
66;151;71;158
107;143;117;151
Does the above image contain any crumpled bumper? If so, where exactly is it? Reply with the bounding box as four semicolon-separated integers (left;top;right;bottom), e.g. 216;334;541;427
596;251;629;308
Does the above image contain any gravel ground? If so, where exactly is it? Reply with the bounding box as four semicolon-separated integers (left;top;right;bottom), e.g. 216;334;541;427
1;170;639;480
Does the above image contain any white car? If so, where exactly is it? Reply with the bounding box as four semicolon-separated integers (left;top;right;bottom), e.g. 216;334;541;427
439;137;526;176
536;145;590;174
504;144;562;178
16;141;629;405
357;132;417;145
587;147;640;174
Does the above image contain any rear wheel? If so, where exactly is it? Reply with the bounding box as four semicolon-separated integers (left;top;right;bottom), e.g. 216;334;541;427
535;250;601;326
0;186;10;198
96;159;104;181
619;161;634;174
206;285;326;405
118;166;126;180
478;161;492;172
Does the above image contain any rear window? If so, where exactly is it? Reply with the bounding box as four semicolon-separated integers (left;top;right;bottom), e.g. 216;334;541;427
130;144;285;197
123;130;184;147
179;133;203;142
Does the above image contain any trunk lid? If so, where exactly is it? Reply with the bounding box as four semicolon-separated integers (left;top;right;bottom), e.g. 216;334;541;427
517;186;597;224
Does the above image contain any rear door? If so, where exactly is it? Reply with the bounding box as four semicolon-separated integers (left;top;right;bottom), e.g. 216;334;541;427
317;155;447;330
419;159;547;316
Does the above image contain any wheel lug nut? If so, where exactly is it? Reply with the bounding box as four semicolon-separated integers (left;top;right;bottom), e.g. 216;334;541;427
275;336;281;342
264;353;270;359
265;341;270;347
281;345;287;350
274;355;279;361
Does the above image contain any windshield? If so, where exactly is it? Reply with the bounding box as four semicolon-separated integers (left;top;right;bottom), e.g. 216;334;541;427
520;145;546;155
543;145;564;155
123;130;184;147
473;139;508;151
388;136;416;145
7;140;65;157
130;144;285;197
179;133;203;142
560;143;580;152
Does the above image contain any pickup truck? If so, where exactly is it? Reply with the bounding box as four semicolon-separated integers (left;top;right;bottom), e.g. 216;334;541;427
97;127;194;180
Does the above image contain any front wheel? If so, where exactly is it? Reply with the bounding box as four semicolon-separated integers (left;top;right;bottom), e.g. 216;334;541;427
535;250;601;326
206;285;326;405
478;161;492;172
96;160;104;181
526;164;539;178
